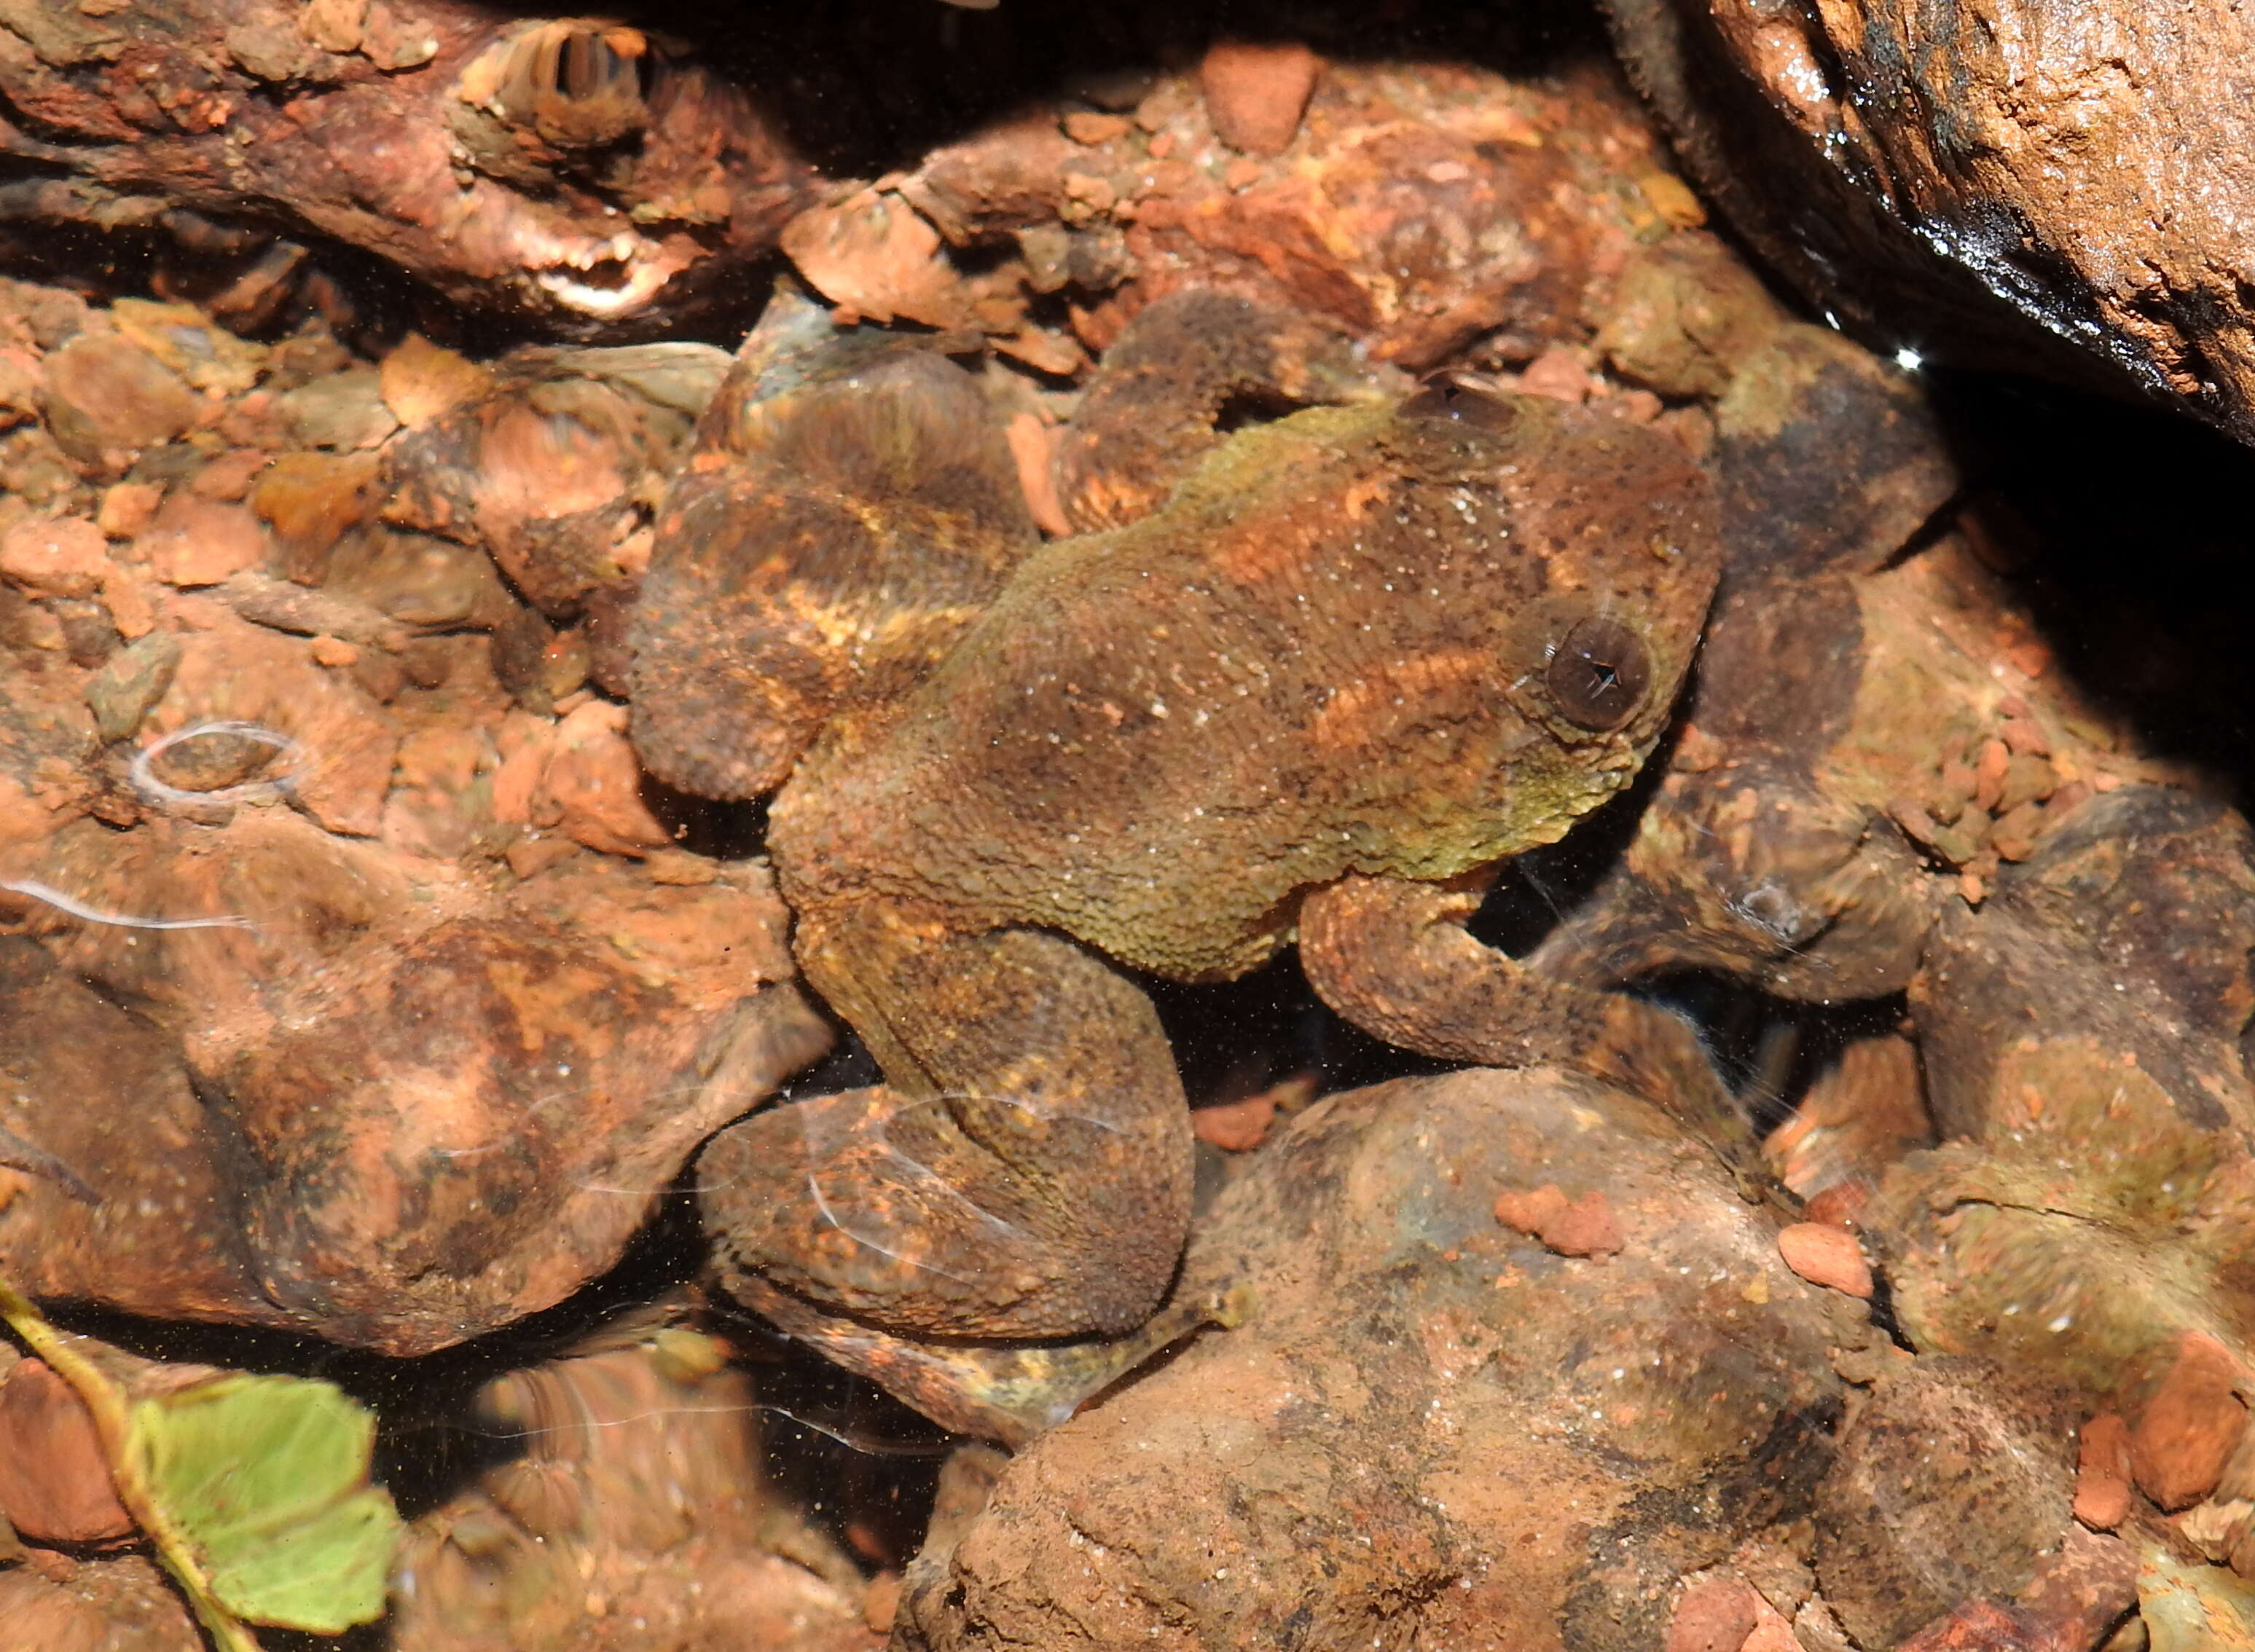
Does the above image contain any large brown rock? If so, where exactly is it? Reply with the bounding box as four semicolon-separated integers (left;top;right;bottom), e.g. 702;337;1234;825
896;1068;1852;1652
1602;0;2255;447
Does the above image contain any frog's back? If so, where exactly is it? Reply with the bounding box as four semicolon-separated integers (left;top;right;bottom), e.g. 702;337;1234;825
772;392;1719;981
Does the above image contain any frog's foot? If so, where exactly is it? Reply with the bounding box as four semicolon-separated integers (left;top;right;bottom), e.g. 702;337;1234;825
702;921;1196;1344
726;1270;1252;1444
1300;872;1761;1180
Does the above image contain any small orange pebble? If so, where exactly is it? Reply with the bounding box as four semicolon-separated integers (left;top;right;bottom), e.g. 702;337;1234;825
1223;155;1263;190
1063;110;1129;145
2074;1412;2133;1531
309;634;359;668
1973;739;2010;813
1776;1222;1872;1297
1495;1184;1622;1258
1663;1574;1760;1652
1999;717;2050;758
1192;1092;1276;1152
1799;1181;1868;1229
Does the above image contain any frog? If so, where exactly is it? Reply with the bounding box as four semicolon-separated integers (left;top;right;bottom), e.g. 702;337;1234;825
637;286;1730;1439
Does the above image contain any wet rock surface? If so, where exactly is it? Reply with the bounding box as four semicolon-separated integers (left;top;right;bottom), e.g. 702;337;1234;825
1601;0;2255;448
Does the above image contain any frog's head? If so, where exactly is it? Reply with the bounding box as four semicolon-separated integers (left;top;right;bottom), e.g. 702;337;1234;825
1381;372;1723;768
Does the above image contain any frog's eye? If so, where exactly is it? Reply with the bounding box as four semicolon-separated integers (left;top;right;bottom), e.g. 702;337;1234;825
1547;616;1650;732
1401;371;1518;433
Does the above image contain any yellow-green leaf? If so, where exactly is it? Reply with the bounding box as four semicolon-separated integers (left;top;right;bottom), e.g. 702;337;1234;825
122;1374;401;1633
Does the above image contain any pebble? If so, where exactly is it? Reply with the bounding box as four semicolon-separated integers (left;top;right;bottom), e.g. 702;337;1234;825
2074;1412;2133;1530
2130;1331;2247;1511
1192;1093;1277;1152
1665;1574;1760;1652
0;516;108;599
0;1359;133;1545
1495;1183;1623;1258
42;334;199;460
136;495;270;588
1776;1222;1872;1297
1199;40;1321;157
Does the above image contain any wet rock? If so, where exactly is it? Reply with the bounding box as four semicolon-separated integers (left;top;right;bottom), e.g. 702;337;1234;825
0;1356;133;1546
392;1328;878;1652
1199;40;1321;157
0;935;264;1326
7;819;829;1350
1602;0;2255;449
0;516;108;599
0;1553;201;1652
134;494;270;588
1813;1358;2076;1649
897;1068;1848;1652
381;344;725;617
2132;1334;2249;1513
0;1;820;336
41;334;199;464
1777;1224;1873;1299
2075;1414;2136;1533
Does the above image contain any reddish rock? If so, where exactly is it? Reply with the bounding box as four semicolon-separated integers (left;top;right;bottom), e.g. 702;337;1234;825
539;699;672;858
0;1358;134;1545
1191;1093;1277;1153
2074;1412;2134;1530
1778;1223;1874;1298
1665;1575;1760;1652
42;334;199;462
2131;1332;2248;1511
1494;1182;1625;1258
0;516;108;599
136;495;270;589
1199;40;1322;157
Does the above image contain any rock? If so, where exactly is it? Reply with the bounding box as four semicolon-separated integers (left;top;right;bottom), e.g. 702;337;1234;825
0;1554;201;1652
82;632;182;743
2074;1413;2136;1531
135;495;270;588
1813;1359;2076;1650
1494;1181;1626;1259
0;1358;133;1546
275;365;399;452
0;516;108;599
1666;1575;1762;1652
1776;1224;1873;1298
539;699;672;857
896;1069;1848;1652
380;345;723;617
1600;0;2255;449
41;334;199;463
8;822;830;1350
2133;1332;2249;1512
391;1332;876;1652
1199;40;1322;157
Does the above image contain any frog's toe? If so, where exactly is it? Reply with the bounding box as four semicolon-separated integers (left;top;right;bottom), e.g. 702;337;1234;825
698;1082;1190;1343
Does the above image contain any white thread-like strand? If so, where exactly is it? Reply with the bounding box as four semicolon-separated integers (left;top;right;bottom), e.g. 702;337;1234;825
0;878;254;932
128;719;302;811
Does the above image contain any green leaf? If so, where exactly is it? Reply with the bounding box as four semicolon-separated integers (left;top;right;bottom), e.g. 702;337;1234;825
123;1374;402;1633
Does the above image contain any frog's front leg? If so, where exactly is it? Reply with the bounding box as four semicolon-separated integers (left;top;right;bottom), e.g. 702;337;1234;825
1298;872;1756;1171
702;904;1193;1342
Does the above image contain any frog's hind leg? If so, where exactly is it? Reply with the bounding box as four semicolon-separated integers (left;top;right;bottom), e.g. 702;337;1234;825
627;292;1039;802
700;912;1193;1345
1298;872;1757;1173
